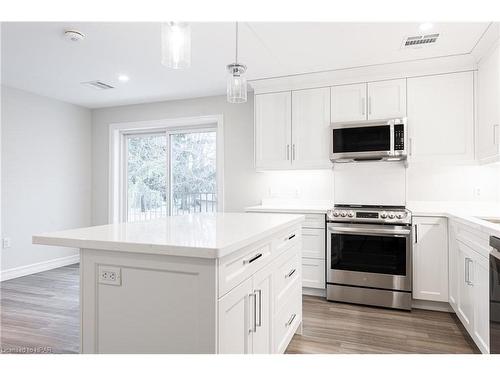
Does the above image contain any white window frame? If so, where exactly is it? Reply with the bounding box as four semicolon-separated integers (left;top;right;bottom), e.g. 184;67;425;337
109;115;224;224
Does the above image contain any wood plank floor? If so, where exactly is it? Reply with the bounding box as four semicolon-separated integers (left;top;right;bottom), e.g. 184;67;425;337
0;264;478;354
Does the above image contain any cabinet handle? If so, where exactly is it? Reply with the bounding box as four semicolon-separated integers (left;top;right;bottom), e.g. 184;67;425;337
494;124;499;145
292;144;296;161
361;97;365;116
244;253;263;264
285;268;297;279
249;292;257;333
409;138;413;156
255;289;262;328
414;225;418;244
368;97;372;115
465;257;474;286
286;313;297;327
288;234;296;240
286;144;290;160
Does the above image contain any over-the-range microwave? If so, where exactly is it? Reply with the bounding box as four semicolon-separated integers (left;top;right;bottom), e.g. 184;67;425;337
329;118;407;163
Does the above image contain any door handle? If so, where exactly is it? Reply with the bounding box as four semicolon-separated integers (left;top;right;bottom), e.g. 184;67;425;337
244;253;263;264
285;268;297;279
286;313;297;327
255;289;262;328
249;292;257;333
414;225;418;244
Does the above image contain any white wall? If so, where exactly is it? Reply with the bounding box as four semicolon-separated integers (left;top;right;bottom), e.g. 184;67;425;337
1;86;92;278
91;94;267;225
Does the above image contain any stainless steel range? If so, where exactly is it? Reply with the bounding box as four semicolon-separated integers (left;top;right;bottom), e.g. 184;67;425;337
326;205;413;310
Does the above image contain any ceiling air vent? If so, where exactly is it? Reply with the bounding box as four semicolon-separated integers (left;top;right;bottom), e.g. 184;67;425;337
81;81;115;90
402;33;440;49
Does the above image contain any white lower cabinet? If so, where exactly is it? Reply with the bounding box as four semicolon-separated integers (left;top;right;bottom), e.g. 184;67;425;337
302;258;325;289
412;216;449;302
217;240;302;354
449;220;490;353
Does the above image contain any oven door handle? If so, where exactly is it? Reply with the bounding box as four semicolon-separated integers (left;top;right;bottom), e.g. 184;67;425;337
329;226;411;237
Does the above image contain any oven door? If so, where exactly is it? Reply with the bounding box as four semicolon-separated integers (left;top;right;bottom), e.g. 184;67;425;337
327;222;412;291
330;123;393;161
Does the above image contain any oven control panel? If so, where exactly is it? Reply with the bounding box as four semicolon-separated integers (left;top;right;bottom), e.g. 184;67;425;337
327;207;411;224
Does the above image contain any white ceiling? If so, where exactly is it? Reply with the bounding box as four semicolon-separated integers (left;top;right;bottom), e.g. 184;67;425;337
1;22;489;108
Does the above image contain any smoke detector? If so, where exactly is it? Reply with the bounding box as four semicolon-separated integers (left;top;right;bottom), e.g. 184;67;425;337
64;30;86;42
401;33;440;49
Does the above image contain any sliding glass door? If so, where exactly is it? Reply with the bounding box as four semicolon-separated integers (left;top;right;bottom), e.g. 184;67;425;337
125;128;217;222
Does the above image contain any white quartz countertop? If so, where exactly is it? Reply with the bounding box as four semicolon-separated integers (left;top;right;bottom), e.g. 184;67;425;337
407;201;500;238
32;213;305;259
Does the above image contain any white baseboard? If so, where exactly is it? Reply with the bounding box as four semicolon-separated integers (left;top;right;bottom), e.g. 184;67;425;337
411;299;453;312
0;254;80;282
302;287;326;297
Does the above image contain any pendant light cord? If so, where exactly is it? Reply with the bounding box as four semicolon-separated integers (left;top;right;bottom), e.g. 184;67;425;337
235;22;239;64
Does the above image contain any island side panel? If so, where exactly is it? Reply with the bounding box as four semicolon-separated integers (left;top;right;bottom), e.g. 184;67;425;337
80;248;217;354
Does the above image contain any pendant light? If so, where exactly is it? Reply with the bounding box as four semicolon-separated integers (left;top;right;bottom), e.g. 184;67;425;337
161;22;191;69
226;22;247;103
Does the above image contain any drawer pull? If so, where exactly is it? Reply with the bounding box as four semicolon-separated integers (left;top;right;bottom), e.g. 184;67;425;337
285;268;296;279
286;313;297;327
288;234;296;240
244;253;263;264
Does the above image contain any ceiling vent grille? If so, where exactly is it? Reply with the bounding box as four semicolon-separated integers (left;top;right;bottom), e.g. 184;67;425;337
81;81;115;90
402;33;440;48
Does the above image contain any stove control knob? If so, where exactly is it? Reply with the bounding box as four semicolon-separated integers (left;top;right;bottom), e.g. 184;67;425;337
397;213;405;219
333;210;340;217
388;213;395;219
348;211;355;218
340;211;347;217
380;212;387;219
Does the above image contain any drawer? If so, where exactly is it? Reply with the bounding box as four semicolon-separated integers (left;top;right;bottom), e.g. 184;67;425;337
302;258;325;289
218;241;272;297
301;228;325;259
456;225;490;258
274;245;301;309
274;289;302;354
303;214;326;229
273;226;301;258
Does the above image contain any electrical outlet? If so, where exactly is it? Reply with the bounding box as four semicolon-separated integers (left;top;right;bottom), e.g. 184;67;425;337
473;187;482;198
2;237;12;249
98;266;121;286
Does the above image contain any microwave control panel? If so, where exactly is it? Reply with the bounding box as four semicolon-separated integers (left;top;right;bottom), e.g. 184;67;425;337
394;124;405;151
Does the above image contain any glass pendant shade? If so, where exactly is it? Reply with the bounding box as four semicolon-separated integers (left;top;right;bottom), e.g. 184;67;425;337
227;64;247;103
161;22;191;69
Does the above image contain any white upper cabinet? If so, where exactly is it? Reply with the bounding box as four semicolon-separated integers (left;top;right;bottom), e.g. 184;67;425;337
367;79;406;120
330;83;366;122
255;92;292;169
407;71;474;162
477;43;500;163
412;216;449;302
291;87;331;169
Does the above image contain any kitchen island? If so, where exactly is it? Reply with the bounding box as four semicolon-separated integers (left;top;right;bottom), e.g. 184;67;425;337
32;212;304;354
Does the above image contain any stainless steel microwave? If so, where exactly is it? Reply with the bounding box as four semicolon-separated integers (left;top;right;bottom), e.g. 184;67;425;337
329;118;407;163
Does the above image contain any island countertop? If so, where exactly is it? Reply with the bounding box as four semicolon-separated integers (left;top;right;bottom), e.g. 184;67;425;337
32;212;305;259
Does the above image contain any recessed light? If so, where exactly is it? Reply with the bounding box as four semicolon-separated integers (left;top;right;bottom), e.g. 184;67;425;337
419;22;434;32
118;74;130;82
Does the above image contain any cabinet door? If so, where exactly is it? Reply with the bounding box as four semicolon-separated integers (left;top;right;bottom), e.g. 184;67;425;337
477;44;500;163
218;278;253;354
301;228;326;259
473;252;490;353
367;79;406;120
407;72;474;162
448;222;459;310
457;241;474;331
252;263;274;354
291;87;331;169
255;92;292;169
330;83;367;122
413;217;449;302
302;258;325;289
